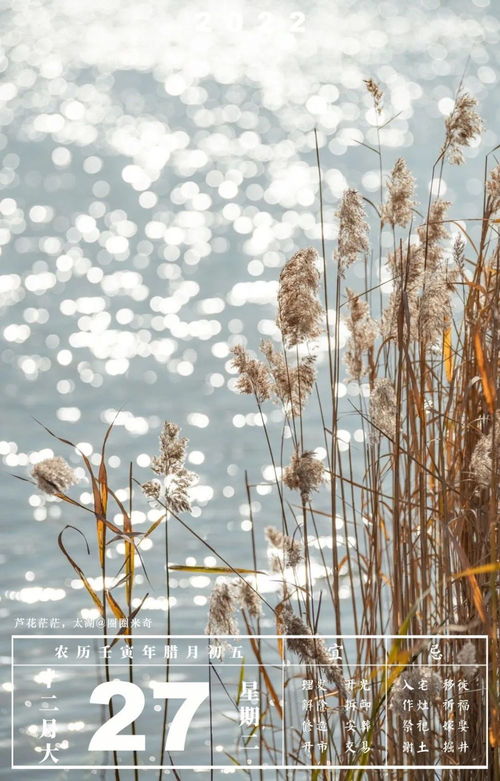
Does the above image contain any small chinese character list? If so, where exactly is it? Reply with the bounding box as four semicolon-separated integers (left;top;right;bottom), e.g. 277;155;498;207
284;636;487;769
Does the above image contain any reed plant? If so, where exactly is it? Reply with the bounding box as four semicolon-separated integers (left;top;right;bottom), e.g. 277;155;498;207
21;79;500;780
24;419;160;780
202;80;499;779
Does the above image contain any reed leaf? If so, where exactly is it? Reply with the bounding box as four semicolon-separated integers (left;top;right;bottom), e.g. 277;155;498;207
57;525;104;615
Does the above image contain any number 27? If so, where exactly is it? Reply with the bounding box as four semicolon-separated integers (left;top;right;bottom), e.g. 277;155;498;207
88;681;209;752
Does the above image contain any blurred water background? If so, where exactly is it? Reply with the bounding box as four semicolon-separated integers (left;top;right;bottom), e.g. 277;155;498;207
1;0;499;775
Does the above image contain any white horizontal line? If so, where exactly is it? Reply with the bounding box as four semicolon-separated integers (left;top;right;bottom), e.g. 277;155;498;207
11;765;489;771
12;634;489;639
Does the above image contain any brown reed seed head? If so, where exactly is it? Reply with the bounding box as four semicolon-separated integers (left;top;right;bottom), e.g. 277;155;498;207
443;92;483;165
456;640;477;680
487;163;500;213
364;78;383;114
260;339;316;417
390;667;442;718
418;199;450;249
231;343;272;403
166;470;195;514
344;288;378;381
336;189;369;277
280;607;345;691
381;158;416;228
369;378;397;441
265;525;303;569
418;267;453;344
205;580;239;637
283;449;325;502
388;242;425;288
32;456;77;496
234;578;262;618
276;248;323;347
383;204;454;344
291;354;317;413
155;422;187;470
142;480;161;500
453;234;466;272
142;420;196;513
382;243;424;341
470;411;500;488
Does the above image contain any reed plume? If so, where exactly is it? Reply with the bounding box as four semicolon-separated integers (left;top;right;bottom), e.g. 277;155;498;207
418;267;454;344
457;641;478;679
335;188;369;277
419;198;451;273
443;91;483;165
260;338;316;416
343;288;378;380
470;412;500;488
265;525;303;570
231;343;272;403
276;247;323;347
280;606;345;692
381;157;416;228
382;243;424;341
283;449;325;503
205;579;239;637
364;77;383;114
32;456;77;495
142;421;196;513
486;163;500;214
369;378;397;441
234;577;262;619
